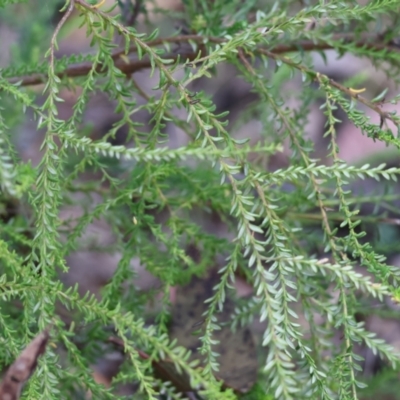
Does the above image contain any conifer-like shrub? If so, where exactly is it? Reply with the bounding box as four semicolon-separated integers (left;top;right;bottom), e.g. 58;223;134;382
1;0;400;399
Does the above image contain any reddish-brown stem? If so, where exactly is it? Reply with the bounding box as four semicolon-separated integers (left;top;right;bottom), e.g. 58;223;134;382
6;32;399;88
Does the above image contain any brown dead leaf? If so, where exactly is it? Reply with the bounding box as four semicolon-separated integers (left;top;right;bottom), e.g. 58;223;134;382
0;329;50;400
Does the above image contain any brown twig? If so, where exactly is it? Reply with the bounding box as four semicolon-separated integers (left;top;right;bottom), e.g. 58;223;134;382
107;336;194;393
258;48;398;129
49;0;76;68
6;1;400;131
7;31;399;88
8;52;198;87
268;32;400;54
126;0;142;27
328;78;392;121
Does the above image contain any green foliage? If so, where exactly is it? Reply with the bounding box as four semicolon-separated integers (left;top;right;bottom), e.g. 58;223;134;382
1;0;400;399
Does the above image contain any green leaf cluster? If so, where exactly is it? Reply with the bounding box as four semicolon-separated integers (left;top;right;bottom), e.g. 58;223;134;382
1;0;400;399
